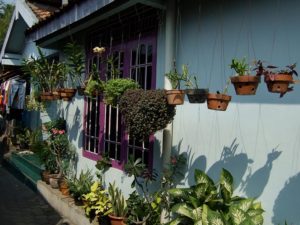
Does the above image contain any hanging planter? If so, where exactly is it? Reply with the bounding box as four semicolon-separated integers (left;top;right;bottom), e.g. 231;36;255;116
207;93;231;111
165;89;185;105
185;88;208;103
41;92;55;101
264;74;293;93
255;61;298;96
230;75;260;95
60;88;77;101
230;58;260;95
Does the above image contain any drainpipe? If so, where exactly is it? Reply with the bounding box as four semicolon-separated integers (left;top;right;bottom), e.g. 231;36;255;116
162;0;176;172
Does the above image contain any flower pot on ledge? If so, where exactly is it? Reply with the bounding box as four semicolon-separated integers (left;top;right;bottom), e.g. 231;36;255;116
108;214;126;225
230;75;260;95
207;93;231;111
41;92;55;101
165;89;185;105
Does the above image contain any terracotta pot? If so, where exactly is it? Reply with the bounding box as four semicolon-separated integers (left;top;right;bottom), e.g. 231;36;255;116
49;174;60;189
165;89;185;105
230;75;260;95
207;93;231;111
108;214;126;225
52;89;62;99
41;170;51;184
264;74;293;93
41;92;55;101
58;178;69;196
185;89;209;103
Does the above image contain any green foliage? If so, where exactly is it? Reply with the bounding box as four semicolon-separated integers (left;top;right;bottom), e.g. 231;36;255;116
82;181;112;219
68;169;94;202
230;58;249;76
33;140;57;173
16;127;31;149
95;153;112;173
108;182;128;217
165;63;191;89
25;91;46;112
43;118;66;131
0;2;14;44
22;47;67;92
168;168;264;225
64;41;85;87
119;89;176;140
104;78;139;107
84;64;104;98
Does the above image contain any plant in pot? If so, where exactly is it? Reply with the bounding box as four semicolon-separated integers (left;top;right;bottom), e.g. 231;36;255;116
104;78;140;107
255;60;298;97
165;63;189;105
82;181;112;222
64;41;85;96
168;168;264;225
84;64;105;98
22;47;66;101
183;65;209;103
108;182;128;225
95;152;112;187
230;57;260;95
207;79;232;111
119;89;176;141
67;169;94;205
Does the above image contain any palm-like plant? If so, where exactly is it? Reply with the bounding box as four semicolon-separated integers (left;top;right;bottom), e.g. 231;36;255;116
168;169;264;225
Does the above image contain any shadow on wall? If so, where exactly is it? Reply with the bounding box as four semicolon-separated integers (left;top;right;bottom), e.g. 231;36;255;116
68;107;82;144
272;172;300;225
206;138;253;189
240;148;282;198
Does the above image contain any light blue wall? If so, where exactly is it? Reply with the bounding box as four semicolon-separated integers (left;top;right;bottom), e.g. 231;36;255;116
168;0;300;224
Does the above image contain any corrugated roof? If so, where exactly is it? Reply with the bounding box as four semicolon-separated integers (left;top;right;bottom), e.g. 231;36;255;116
26;0;59;21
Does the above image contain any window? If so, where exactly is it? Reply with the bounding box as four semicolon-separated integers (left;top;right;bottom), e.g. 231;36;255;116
83;35;157;169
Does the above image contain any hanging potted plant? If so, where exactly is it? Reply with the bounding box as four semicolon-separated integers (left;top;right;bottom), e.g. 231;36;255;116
230;57;260;95
119;89;176;141
22;47;66;101
165;62;189;105
84;63;105;98
64;41;86;97
183;65;208;103
207;79;232;111
255;60;298;96
108;182;128;225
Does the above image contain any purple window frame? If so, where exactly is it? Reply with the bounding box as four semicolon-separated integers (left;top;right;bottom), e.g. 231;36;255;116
83;33;157;170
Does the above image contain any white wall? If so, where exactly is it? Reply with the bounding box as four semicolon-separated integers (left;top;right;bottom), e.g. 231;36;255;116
169;0;300;224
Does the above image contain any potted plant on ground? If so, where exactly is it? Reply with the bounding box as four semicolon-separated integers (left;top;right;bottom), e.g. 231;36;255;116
165;63;188;105
119;89;176;141
67;169;94;205
108;182;128;225
255;60;298;96
168;168;264;225
230;57;260;95
207;79;232;111
183;65;209;103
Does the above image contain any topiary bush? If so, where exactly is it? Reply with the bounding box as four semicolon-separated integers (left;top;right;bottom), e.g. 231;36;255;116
119;89;176;140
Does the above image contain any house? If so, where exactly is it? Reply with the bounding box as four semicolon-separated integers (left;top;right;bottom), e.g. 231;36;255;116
2;0;300;224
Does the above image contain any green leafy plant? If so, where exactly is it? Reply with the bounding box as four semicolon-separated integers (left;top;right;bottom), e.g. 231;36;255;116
16;127;31;149
165;63;190;89
82;181;112;220
104;78;139;107
33;140;58;173
230;58;249;76
108;182;128;218
22;47;67;92
43;118;66;132
64;41;85;88
84;64;104;98
68;169;94;203
119;89;176;140
167;168;264;225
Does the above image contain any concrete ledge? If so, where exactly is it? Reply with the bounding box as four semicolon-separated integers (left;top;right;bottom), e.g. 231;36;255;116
37;181;98;225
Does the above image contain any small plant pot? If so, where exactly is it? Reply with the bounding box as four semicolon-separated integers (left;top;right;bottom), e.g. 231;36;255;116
108;214;126;225
207;93;231;111
41;92;55;101
230;75;260;95
185;89;209;103
264;74;293;93
58;178;69;196
41;170;51;184
165;89;185;105
49;174;60;189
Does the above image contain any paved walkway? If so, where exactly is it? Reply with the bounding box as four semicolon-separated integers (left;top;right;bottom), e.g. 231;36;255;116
0;165;63;225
